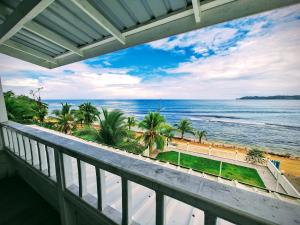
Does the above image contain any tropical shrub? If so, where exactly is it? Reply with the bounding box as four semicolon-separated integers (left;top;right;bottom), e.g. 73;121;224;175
246;148;266;164
73;126;98;142
4;91;48;124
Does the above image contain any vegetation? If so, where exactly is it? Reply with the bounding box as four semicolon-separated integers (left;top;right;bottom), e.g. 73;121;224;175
74;108;145;154
246;148;266;164
51;103;75;134
174;118;194;139
161;124;175;146
4;91;48;124
73;126;98;142
194;130;207;143
97;108;128;146
78;102;100;126
138;112;166;155
127;116;136;131
157;151;265;188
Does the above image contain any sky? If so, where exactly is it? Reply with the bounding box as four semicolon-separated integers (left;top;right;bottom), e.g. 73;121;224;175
1;4;300;100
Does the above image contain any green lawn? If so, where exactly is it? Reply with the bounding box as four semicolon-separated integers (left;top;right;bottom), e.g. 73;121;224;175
157;151;265;188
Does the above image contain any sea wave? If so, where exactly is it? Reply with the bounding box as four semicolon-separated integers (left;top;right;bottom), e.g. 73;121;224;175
189;115;300;130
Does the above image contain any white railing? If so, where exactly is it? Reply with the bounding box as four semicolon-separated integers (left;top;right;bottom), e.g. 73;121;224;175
1;121;300;225
267;160;300;198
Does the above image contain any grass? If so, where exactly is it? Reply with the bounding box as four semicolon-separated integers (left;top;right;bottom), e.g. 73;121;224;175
157;151;265;188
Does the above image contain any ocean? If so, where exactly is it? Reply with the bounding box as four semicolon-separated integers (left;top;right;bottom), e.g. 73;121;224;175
43;99;300;156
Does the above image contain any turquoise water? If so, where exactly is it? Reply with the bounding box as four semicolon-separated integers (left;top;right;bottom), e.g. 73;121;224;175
44;99;300;156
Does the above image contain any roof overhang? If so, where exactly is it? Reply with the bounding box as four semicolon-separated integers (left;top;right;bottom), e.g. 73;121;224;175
0;0;299;69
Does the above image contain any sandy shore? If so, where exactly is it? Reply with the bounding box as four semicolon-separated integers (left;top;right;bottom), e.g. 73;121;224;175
167;136;300;191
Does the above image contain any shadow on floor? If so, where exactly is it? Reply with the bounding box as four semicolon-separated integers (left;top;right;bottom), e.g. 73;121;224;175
0;176;61;225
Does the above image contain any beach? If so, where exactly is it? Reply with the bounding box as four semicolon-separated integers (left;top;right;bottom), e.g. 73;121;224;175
169;136;300;191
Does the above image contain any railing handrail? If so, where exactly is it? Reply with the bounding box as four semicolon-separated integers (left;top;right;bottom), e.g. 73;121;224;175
1;121;300;225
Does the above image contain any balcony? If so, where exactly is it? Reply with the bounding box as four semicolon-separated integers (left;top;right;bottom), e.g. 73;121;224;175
1;0;300;224
0;120;300;225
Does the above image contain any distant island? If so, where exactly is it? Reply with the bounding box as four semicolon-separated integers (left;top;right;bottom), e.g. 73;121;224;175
238;95;300;100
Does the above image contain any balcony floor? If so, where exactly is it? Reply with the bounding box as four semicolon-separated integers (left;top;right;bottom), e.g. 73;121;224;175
0;176;61;225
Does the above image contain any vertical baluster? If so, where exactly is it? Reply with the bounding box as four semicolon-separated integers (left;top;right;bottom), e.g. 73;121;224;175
36;142;42;171
21;135;27;162
121;177;132;225
9;129;14;151
45;146;51;177
77;160;87;198
77;159;83;197
9;130;15;152
96;168;106;211
156;192;165;225
16;132;21;157
47;147;56;180
29;139;34;165
204;212;217;225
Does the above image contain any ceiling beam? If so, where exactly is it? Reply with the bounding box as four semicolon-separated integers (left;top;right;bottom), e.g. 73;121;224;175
192;0;201;23
24;21;83;56
71;0;125;45
0;45;53;68
3;40;57;64
0;0;54;44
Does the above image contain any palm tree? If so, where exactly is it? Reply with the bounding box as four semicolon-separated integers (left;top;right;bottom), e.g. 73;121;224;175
161;124;174;147
52;103;75;134
139;112;166;156
194;130;207;143
79;102;100;126
72;109;85;127
174;118;194;139
127;116;136;131
97;108;128;146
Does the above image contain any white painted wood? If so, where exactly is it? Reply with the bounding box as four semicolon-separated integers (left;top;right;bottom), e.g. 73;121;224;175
0;77;8;123
24;21;83;56
192;0;201;23
99;169;106;209
0;45;53;68
80;161;88;196
63;155;74;188
0;0;54;44
71;0;125;44
3;40;57;64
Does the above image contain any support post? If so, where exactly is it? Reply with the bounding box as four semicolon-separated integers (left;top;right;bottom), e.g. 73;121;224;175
0;77;8;124
54;150;76;225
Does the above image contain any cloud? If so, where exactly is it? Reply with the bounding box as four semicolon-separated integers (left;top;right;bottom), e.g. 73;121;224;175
1;4;300;99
